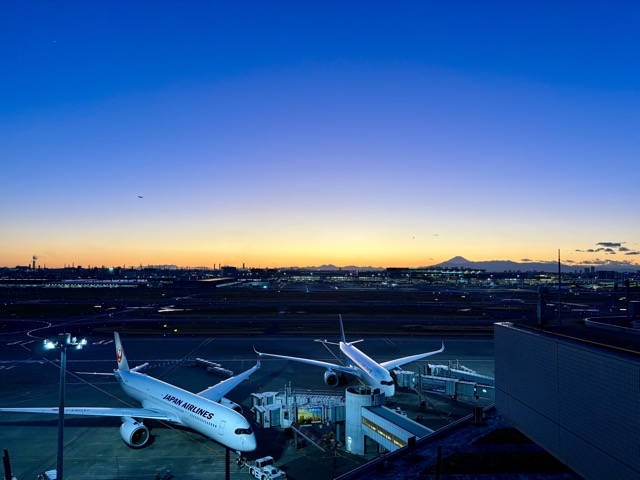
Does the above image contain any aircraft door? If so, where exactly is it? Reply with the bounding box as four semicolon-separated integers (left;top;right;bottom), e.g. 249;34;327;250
218;420;226;436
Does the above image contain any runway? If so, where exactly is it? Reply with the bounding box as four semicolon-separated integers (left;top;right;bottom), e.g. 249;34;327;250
0;332;494;479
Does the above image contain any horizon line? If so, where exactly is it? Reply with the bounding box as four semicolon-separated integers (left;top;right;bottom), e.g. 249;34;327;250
4;259;639;271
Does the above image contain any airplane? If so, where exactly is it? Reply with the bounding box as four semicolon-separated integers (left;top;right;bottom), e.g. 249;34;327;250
0;332;259;452
254;315;444;397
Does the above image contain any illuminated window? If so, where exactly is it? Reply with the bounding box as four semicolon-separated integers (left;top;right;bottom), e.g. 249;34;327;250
362;417;405;448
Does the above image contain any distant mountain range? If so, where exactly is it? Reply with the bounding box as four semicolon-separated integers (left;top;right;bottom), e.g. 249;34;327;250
434;256;561;273
298;257;639;273
434;256;639;273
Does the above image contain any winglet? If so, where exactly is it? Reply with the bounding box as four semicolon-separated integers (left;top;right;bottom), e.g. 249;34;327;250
114;332;130;372
338;314;347;343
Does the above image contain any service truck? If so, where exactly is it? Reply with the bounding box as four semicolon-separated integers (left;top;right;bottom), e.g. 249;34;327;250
37;471;56;480
247;456;286;480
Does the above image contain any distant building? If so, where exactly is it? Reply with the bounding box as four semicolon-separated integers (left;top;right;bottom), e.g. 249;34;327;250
221;266;238;278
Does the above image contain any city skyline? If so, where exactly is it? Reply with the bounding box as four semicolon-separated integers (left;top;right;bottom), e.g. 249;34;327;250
2;3;638;270
6;252;639;274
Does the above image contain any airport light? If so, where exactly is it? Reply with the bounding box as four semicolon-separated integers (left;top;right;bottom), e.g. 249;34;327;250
44;333;87;480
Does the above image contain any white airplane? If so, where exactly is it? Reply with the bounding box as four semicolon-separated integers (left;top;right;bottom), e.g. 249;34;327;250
255;315;444;397
0;332;259;452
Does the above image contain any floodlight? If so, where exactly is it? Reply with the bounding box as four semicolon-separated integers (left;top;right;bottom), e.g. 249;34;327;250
43;333;89;480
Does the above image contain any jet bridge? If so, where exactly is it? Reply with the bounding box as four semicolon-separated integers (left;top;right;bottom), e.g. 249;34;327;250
361;405;433;453
393;361;495;401
345;385;433;455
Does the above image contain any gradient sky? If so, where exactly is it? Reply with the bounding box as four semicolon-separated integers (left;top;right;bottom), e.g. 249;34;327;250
1;2;639;269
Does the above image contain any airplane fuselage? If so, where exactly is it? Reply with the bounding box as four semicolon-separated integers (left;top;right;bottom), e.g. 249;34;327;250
115;370;256;451
339;342;395;397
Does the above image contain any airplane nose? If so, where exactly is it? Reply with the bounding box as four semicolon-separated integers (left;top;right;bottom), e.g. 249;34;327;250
243;434;257;452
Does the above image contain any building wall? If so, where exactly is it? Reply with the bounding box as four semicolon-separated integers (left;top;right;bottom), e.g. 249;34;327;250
362;409;409;452
495;323;640;480
345;386;385;455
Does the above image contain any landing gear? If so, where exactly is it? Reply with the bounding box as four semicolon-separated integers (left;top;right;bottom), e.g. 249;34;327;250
236;451;247;468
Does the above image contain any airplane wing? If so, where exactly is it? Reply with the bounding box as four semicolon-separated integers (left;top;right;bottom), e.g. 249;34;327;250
254;348;360;376
0;406;180;422
379;342;445;370
197;360;261;402
76;362;148;376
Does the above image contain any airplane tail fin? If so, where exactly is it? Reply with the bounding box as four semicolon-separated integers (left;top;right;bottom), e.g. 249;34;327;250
114;332;130;372
338;314;347;343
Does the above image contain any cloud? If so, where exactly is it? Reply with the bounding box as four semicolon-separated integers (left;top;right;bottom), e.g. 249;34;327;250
573;242;639;266
587;258;608;265
591;247;618;253
574;258;640;268
520;258;533;262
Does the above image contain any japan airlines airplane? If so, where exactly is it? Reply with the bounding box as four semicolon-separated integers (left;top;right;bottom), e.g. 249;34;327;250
0;332;259;452
255;315;444;397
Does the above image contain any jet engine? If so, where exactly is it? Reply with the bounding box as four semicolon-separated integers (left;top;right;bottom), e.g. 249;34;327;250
119;417;150;448
218;396;243;413
323;370;340;387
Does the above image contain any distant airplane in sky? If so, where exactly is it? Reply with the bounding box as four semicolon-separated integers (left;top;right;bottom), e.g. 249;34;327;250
137;195;143;198
255;315;444;397
0;332;259;452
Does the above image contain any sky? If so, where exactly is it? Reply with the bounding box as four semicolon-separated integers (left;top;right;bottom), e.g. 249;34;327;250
1;2;639;270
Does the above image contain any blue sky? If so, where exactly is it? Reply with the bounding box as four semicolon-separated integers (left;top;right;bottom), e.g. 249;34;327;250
1;2;639;269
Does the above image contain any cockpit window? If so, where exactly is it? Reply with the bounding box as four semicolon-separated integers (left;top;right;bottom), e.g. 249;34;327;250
380;380;395;386
235;427;252;435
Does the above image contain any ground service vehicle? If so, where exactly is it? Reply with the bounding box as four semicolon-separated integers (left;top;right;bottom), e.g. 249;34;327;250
247;456;286;479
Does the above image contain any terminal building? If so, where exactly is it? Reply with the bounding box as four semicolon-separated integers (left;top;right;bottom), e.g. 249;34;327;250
333;318;638;479
346;386;433;454
495;321;640;480
249;364;494;457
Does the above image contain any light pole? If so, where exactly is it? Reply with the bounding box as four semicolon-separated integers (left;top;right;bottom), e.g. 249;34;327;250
44;333;87;480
